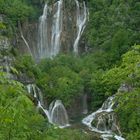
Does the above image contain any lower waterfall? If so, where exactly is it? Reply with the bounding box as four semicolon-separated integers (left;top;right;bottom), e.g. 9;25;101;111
82;96;125;140
27;84;69;128
49;100;69;127
26;84;125;139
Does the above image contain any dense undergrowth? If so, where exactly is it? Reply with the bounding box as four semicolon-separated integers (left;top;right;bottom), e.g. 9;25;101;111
0;72;93;139
13;45;140;140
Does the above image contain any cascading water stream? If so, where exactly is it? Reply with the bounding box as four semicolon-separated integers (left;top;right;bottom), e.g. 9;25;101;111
51;0;63;57
26;84;69;127
38;0;63;59
82;96;125;140
49;100;69;127
38;4;48;59
73;0;87;54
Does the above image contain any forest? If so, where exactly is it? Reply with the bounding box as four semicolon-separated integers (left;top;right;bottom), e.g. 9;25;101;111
0;0;140;140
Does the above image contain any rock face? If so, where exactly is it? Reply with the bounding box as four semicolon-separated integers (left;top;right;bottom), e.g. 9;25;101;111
92;112;120;134
118;83;132;93
0;36;10;51
68;93;88;118
16;21;38;59
59;0;87;54
0;14;3;21
61;0;78;53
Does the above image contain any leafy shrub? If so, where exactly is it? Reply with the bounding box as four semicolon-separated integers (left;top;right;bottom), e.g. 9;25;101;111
0;72;45;139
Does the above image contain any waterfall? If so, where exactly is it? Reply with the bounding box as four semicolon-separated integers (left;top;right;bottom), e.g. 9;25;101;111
73;0;87;54
51;0;63;57
26;84;69;127
82;96;125;140
38;0;63;59
38;4;48;59
49;100;69;127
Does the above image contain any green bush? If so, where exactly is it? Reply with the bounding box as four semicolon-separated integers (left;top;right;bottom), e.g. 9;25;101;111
99;45;140;139
0;72;45;139
13;55;41;79
115;89;140;139
37;58;83;106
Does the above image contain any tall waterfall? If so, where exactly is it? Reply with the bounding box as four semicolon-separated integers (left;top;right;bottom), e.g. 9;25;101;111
51;0;63;57
38;0;63;59
37;0;87;59
38;4;48;59
26;84;69;127
82;96;125;140
73;0;87;54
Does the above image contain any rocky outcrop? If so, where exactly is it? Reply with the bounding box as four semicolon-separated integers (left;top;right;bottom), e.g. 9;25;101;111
117;83;133;93
68;93;88;118
16;21;38;59
91;112;121;135
60;0;78;52
0;36;11;52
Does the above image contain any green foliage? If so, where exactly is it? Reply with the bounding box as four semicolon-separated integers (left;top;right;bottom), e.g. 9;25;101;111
98;45;140;139
89;70;106;109
114;46;140;139
42;128;93;140
0;72;94;139
0;22;6;29
102;45;140;95
1;1;140;139
115;89;140;140
37;55;84;106
0;0;43;36
12;51;109;109
0;72;45;140
13;55;41;79
85;0;140;67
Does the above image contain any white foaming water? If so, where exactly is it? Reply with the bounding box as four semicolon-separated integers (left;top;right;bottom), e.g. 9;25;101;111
26;84;69;128
51;0;63;57
82;96;125;140
38;4;48;59
38;0;63;59
49;100;69;127
73;0;87;54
